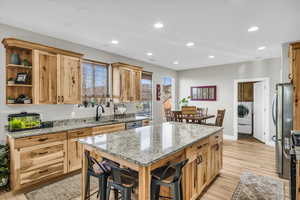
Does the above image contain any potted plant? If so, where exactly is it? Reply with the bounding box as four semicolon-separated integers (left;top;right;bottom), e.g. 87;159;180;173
0;144;9;189
179;96;191;107
7;78;15;85
7;97;15;104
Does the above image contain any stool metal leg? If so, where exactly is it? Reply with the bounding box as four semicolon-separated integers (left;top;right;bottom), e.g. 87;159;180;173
150;182;160;200
85;174;91;200
106;183;111;200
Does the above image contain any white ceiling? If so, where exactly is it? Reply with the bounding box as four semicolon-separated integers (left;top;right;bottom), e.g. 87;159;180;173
0;0;300;70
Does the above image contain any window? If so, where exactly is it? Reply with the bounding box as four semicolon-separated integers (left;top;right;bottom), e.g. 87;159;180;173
82;60;109;106
137;71;153;117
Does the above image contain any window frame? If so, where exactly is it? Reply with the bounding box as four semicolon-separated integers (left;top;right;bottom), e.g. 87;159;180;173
82;59;110;102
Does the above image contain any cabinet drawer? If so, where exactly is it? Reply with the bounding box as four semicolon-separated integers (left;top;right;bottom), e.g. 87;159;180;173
209;131;223;145
15;132;67;149
68;128;92;139
20;144;64;172
92;123;125;135
186;138;209;163
20;162;64;185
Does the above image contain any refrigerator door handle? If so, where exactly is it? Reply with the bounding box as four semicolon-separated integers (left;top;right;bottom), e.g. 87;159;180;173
272;94;277;125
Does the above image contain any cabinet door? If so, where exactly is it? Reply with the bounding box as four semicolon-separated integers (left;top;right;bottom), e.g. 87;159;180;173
210;143;222;179
243;83;253;101
197;150;208;194
59;55;81;104
68;138;83;172
185;159;198;200
131;70;141;101
119;68;131;102
34;50;58;104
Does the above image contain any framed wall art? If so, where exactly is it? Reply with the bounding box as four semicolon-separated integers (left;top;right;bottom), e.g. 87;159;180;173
190;85;217;101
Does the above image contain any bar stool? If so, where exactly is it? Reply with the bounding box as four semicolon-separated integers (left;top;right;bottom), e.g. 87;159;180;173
85;152;110;200
151;159;189;200
106;165;138;200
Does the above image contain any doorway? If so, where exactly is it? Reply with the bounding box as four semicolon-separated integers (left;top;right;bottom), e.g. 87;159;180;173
233;78;270;143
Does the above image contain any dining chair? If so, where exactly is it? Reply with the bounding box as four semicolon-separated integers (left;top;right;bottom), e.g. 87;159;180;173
165;108;172;121
172;111;183;122
197;108;208;123
181;106;197;123
202;109;225;127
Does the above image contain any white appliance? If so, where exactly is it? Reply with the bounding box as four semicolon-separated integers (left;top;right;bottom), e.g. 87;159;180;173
238;102;253;134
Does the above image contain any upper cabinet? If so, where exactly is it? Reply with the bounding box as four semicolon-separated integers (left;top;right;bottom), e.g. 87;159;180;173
58;55;81;104
2;38;83;105
112;62;142;102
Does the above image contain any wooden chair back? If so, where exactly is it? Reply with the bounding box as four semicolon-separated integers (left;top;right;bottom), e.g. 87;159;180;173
181;106;197;116
197;108;208;116
165;108;172;121
215;109;225;127
172;111;182;122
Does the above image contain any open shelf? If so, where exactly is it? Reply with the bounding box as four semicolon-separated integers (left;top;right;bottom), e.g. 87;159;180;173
7;64;32;69
7;84;32;87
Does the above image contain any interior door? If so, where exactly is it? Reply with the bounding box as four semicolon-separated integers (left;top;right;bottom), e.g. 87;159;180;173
253;81;265;142
59;55;81;104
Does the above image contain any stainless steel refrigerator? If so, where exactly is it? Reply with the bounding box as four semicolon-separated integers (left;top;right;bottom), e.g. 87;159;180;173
273;83;293;179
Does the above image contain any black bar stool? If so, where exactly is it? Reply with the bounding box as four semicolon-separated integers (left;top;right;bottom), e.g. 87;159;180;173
85;152;110;200
151;159;189;200
106;165;138;200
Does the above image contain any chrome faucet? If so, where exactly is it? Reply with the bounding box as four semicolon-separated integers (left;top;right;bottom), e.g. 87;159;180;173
96;104;105;121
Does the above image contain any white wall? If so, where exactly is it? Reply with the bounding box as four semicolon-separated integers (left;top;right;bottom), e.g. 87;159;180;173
178;58;282;141
0;23;177;142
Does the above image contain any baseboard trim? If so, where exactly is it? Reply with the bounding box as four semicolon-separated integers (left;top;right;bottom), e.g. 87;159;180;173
224;134;237;140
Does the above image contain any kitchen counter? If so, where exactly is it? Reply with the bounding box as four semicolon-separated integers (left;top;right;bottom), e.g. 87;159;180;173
6;116;149;138
79;122;222;166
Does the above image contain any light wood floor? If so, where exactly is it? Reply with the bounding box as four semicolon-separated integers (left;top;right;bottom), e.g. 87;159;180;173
0;139;289;200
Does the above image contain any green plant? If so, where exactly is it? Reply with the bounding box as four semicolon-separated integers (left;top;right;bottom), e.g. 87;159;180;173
0;144;9;188
179;96;191;106
7;96;14;101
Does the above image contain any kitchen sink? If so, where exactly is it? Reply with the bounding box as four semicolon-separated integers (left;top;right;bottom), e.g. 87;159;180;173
90;119;119;124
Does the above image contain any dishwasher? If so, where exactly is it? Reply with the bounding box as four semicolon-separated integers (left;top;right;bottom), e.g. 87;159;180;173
126;121;143;129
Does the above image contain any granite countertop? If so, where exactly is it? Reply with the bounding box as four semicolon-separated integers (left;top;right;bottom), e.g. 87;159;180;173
7;116;149;139
78;122;223;166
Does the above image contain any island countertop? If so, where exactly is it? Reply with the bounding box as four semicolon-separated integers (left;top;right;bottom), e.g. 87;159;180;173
78;122;223;166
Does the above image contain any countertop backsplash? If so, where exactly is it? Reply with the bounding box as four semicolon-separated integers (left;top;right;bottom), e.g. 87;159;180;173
0;102;141;143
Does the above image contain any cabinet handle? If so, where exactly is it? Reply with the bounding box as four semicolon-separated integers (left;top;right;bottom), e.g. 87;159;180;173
216;144;219;151
38;138;48;142
62;96;64;103
197;145;203;149
38;151;49;155
39;169;49;174
215;135;219;139
196;155;203;165
58;96;60;103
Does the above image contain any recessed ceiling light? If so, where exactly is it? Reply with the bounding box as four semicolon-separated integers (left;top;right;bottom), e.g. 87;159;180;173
111;40;119;44
248;26;259;32
146;52;153;56
209;55;215;59
173;61;179;65
186;42;195;47
258;46;266;50
153;22;164;29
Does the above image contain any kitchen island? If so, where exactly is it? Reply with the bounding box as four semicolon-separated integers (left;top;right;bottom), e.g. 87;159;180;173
79;122;223;200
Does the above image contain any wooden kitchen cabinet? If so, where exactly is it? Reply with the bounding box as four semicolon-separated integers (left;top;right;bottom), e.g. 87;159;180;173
2;38;83;105
92;123;125;135
67;128;92;172
8;132;68;191
33;50;58;104
59;55;81;104
209;132;223;181
112;62;143;102
185;138;209;200
238;82;253;102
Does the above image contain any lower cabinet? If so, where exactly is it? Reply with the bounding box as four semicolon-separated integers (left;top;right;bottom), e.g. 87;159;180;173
185;131;223;200
67;128;92;172
8;132;68;191
185;139;209;200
